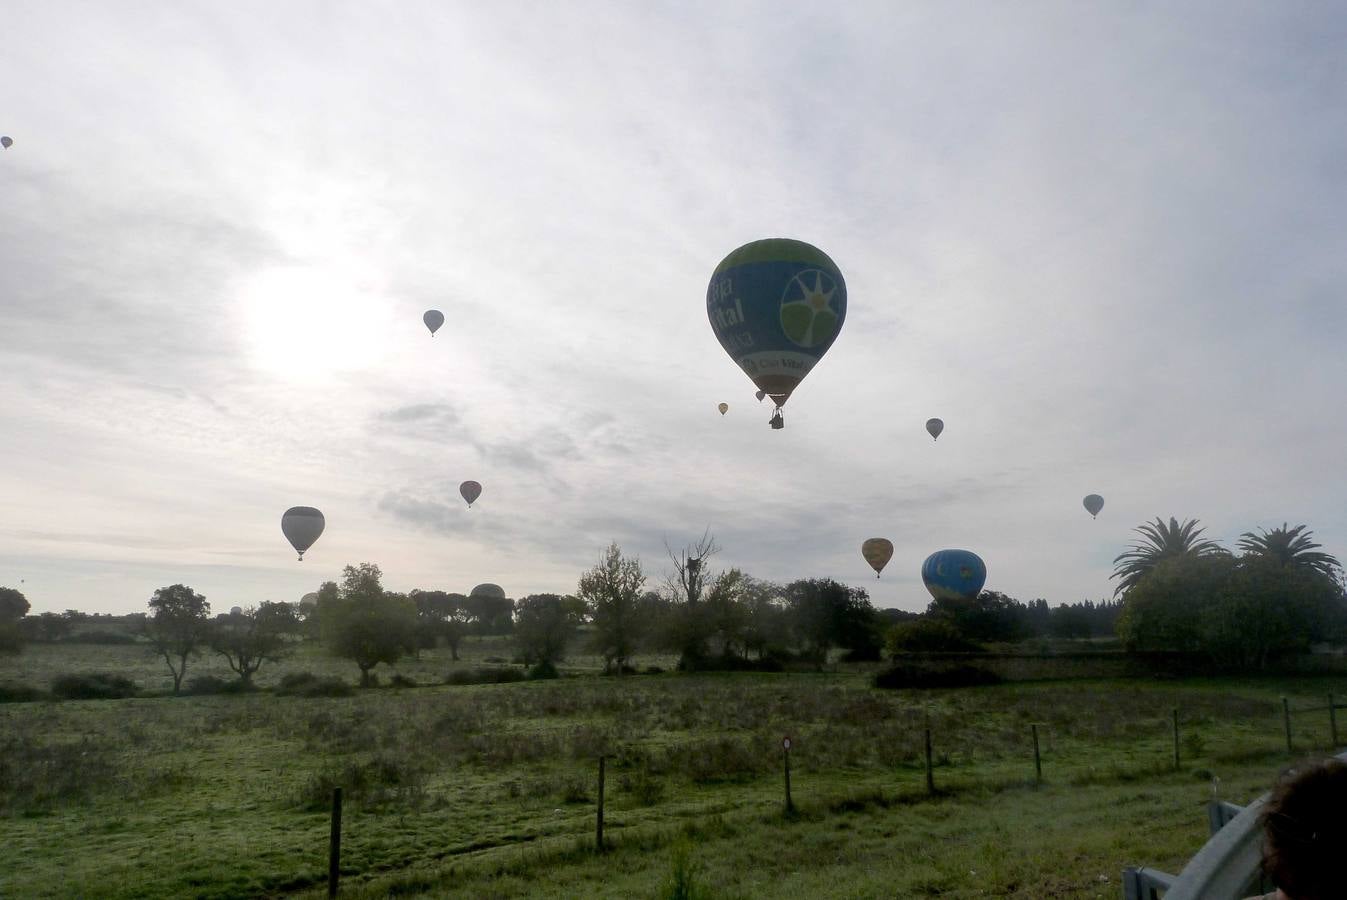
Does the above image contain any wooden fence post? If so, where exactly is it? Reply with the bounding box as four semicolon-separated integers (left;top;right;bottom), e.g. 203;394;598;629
1330;693;1338;748
1283;697;1293;754
924;723;935;795
596;756;606;852
782;736;794;813
328;787;342;898
1172;708;1180;771
1031;723;1042;785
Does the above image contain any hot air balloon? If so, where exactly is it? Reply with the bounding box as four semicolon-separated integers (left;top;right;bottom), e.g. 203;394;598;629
707;238;847;429
926;418;944;440
281;507;325;561
460;480;482;508
718;402;729;415
1083;494;1105;519
861;538;894;578
0;137;11;149
423;310;444;336
755;390;766;402
921;549;986;601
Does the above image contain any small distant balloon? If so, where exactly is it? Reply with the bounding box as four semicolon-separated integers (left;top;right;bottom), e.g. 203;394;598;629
921;549;986;601
281;507;325;561
423;310;444;336
0;137;12;149
1083;494;1105;519
755;390;766;402
926;418;944;440
460;480;482;508
718;402;729;415
861;538;894;578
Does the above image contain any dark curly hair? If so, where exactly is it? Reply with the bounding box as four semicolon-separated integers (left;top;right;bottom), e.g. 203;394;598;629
1260;758;1347;900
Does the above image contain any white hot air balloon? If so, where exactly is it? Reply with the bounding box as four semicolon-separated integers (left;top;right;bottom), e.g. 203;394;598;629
281;507;325;560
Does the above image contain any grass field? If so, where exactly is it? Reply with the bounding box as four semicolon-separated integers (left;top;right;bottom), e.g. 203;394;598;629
3;642;1345;898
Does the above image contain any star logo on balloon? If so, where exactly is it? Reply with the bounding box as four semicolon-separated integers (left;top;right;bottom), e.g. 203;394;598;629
780;269;840;349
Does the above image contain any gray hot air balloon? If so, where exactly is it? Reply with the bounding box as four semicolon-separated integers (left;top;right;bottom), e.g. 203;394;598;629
755;390;766;402
0;137;12;149
460;480;482;508
1083;494;1104;519
926;418;944;440
423;309;444;336
281;507;325;560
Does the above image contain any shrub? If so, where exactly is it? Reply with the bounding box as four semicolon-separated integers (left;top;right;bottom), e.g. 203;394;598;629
275;672;354;698
644;665;665;675
297;754;427;811
185;675;256;695
873;663;1002;690
0;681;45;703
886;618;982;653
50;673;137;700
527;661;559;680
64;631;139;645
662;841;712;900
445;667;526;686
388;674;418;688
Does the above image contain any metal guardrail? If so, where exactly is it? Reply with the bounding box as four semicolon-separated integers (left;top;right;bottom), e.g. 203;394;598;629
1122;749;1347;899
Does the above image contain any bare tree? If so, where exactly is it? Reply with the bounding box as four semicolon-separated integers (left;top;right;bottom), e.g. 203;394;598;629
664;530;721;669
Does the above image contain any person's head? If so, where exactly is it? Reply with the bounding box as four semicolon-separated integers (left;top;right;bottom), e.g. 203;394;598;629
1261;758;1347;900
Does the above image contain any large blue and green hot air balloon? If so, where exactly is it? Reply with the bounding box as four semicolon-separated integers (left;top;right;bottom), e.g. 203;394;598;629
921;549;986;601
707;238;846;428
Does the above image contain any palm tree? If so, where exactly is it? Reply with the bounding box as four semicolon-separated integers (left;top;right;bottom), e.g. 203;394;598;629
1111;517;1226;596
1237;523;1341;579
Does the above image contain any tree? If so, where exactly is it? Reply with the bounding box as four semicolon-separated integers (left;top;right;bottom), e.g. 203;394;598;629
786;578;879;663
926;590;1031;645
513;593;586;669
321;563;419;686
664;531;720;669
146;584;211;694
411;590;472;660
208;602;298;685
0;586;30;653
1238;524;1342;580
578;543;646;674
740;577;790;660
18;611;72;643
1112;517;1226;596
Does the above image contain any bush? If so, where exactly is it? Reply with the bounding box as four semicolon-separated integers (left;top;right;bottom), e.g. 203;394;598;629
873;663;1002;690
275;672;354;697
0;681;45;703
50;673;138;700
527;661;559;680
184;675;256;696
644;665;665;675
388;674;418;688
445;667;525;686
297;754;427;811
64;631;139;645
886;618;982;653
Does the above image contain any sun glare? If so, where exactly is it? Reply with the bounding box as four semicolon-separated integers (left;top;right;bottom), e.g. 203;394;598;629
238;265;393;383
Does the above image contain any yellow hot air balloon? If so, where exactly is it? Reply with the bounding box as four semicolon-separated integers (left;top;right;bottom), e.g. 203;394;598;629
718;402;729;415
861;538;894;578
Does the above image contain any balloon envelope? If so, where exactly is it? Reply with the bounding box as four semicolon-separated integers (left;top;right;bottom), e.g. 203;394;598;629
926;418;944;440
460;480;482;507
281;507;325;560
921;549;986;601
707;238;846;407
0;136;11;149
755;390;766;402
423;310;445;335
1083;494;1105;518
718;402;729;415
861;538;894;577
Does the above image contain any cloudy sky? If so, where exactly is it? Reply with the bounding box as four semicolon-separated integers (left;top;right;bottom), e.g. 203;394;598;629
4;2;1346;615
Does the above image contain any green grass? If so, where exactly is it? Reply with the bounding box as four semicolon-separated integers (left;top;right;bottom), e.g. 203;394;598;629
2;649;1345;898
